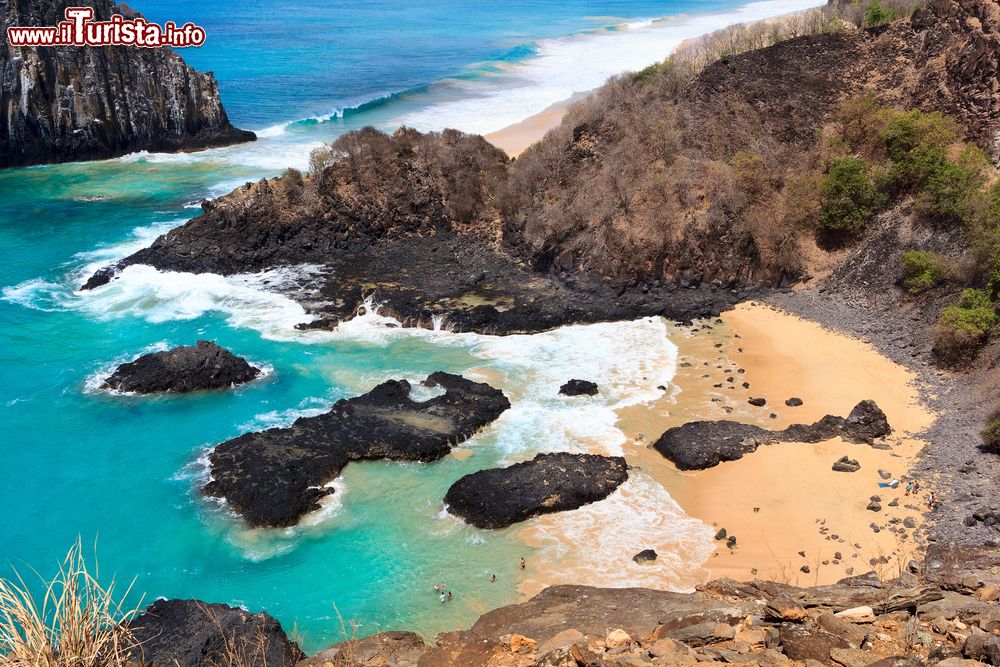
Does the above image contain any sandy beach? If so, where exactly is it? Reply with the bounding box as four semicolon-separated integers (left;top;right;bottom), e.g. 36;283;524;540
485;99;574;157
617;302;936;586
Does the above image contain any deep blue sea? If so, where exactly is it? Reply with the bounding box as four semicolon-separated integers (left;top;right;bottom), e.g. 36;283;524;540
0;0;818;650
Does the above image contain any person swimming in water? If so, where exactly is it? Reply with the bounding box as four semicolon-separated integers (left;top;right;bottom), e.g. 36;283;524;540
519;557;526;569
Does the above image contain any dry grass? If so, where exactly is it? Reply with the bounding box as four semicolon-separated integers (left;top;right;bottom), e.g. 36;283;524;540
0;539;140;667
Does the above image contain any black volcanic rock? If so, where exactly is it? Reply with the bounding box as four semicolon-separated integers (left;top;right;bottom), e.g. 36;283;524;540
559;379;598;396
444;452;627;529
1;0;254;168
127;599;303;667
102;341;260;394
652;401;892;470
205;372;510;528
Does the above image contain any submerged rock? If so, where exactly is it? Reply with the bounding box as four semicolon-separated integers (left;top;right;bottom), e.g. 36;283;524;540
205;372;509;528
102;341;261;394
127;599;303;667
444;452;627;529
652;400;891;470
559;379;599;396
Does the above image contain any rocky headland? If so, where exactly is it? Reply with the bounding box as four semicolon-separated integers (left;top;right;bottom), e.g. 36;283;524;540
0;0;255;168
204;372;510;528
102;340;261;394
444;453;628;529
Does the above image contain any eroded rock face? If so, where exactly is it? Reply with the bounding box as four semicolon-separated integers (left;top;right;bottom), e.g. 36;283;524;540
102;341;261;394
443;453;627;529
0;0;254;168
204;372;510;528
652;400;891;470
127;599;303;667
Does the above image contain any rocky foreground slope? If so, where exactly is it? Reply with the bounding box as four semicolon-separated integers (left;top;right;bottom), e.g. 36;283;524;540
126;544;1000;666
0;0;254;167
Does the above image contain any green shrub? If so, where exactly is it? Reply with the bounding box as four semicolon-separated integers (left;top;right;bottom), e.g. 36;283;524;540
863;0;904;27
819;157;884;233
918;147;990;224
933;289;998;362
899;250;949;294
982;419;1000;452
882;109;959;170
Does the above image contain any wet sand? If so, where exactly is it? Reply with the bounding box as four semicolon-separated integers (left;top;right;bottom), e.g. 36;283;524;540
619;302;936;586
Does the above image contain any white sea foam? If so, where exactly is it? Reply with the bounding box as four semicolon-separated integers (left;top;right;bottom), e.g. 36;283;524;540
399;0;824;135
523;473;716;591
83;340;172;394
75;264;318;339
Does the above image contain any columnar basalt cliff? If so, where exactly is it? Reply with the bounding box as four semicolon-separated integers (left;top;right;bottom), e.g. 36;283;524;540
0;0;254;168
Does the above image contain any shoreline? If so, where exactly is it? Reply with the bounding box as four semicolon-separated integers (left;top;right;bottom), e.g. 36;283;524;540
485;94;585;158
617;302;936;586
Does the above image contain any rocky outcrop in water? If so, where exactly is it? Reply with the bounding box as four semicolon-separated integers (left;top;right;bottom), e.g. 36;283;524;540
1;0;254;168
204;372;510;528
127;599;303;667
652;400;891;470
443;452;628;529
558;379;599;396
102;340;260;394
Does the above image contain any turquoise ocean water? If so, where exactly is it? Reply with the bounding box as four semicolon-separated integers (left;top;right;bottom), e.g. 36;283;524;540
0;0;818;650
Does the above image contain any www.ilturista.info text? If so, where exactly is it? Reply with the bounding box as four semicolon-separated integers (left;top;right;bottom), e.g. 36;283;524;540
6;7;206;48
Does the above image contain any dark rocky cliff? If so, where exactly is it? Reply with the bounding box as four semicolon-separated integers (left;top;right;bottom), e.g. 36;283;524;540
0;0;254;168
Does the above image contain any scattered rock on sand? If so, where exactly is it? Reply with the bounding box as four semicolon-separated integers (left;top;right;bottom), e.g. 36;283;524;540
748;397;767;406
785;397;804;407
444;453;628;529
833;455;861;472
558;379;598;396
102;340;261;394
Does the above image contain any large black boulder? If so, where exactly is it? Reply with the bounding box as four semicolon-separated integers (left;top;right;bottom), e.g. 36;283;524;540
126;599;302;667
102;340;260;394
652;401;892;470
444;452;628;529
205;372;510;528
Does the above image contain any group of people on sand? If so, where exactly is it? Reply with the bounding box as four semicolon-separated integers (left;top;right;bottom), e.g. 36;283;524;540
432;558;524;603
883;478;938;510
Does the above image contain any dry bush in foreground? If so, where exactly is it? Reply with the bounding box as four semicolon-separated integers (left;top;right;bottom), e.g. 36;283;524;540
0;540;139;667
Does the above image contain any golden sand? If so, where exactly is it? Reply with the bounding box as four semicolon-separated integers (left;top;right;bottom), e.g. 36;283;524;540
485;103;570;158
619;302;936;586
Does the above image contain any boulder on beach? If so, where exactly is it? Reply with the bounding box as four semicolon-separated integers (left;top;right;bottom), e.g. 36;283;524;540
444;452;628;529
559;379;599;396
786;397;804;407
102;340;261;394
833;456;861;473
204;372;510;528
127;599;303;667
652;401;892;470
